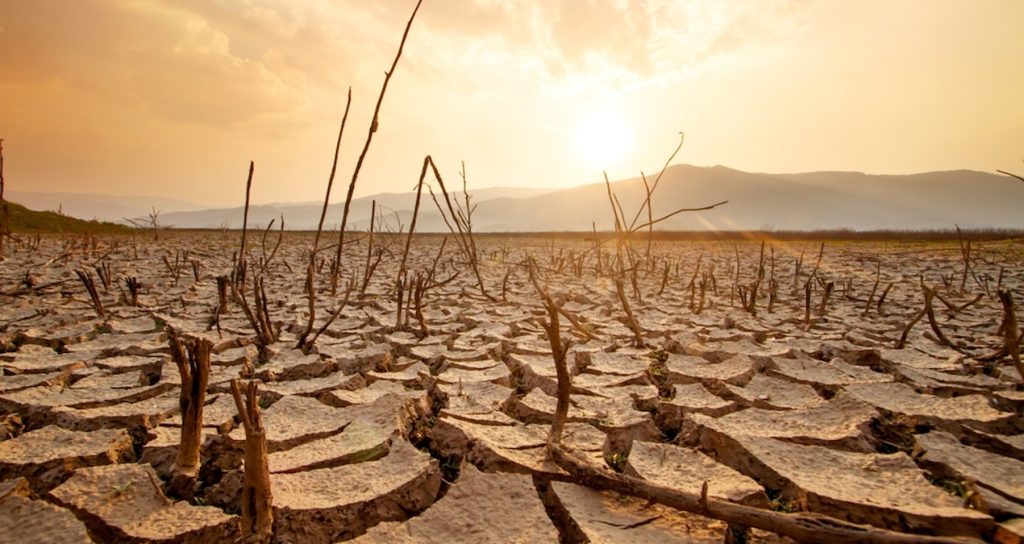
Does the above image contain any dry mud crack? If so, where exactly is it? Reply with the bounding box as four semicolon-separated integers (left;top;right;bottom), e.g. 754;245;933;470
0;233;1021;542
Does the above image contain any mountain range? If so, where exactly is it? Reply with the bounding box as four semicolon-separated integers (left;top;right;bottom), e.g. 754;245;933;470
12;165;1024;232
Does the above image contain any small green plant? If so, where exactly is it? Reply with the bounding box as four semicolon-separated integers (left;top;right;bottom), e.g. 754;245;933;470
439;456;462;485
931;478;984;509
410;414;437;446
606;452;627;472
766;489;796;513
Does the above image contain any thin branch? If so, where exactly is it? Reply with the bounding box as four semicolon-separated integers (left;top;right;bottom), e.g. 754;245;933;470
334;0;424;266
313;87;353;251
996;169;1024;184
631;200;729;232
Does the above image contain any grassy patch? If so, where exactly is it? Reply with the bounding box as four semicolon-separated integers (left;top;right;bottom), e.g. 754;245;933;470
3;201;133;234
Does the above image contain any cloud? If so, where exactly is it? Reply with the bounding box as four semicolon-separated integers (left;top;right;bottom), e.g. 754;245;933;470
0;0;812;130
396;0;813;95
0;0;313;131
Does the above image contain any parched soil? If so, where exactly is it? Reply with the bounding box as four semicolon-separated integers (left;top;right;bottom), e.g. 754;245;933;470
0;231;1022;543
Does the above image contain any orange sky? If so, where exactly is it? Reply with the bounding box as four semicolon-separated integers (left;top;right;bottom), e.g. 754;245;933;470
1;0;1022;207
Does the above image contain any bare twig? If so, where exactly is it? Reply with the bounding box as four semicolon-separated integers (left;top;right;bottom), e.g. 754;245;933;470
997;289;1023;383
75;269;105;318
333;0;424;284
313;87;353;252
239;161;255;267
996;169;1024;184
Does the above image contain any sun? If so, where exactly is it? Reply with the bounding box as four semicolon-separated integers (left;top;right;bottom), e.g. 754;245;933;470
570;110;633;171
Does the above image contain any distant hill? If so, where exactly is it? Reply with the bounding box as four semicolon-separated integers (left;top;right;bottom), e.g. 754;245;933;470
3;201;133;234
159;186;556;231
6;191;202;223
156;165;1024;232
421;166;1023;232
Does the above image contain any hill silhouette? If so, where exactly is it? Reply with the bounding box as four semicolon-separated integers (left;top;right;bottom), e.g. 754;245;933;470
154;165;1023;232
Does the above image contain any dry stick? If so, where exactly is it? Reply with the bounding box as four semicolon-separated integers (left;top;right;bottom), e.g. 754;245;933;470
230;379;273;544
538;290;980;544
306;281;353;349
312;88;353;252
361;199;377;293
456;161;483;280
877;283;893;316
793;250;805;296
500;268;513;302
307;89;353;325
426;158;492;299
640;172;654;263
626;132;684;232
996;169;1024;183
803;279;812;326
658;261;670;295
933;291;959;313
527;266;572;446
614;276;645;347
750;241;766;316
955;225;974;295
258;216;285;274
75;270;105;318
238;161;255;268
333;0;424;285
238;276;277;361
527;259;599;341
956;294;984;314
296;259;317;350
215;276;229;315
558;306;600;342
630;200;728;232
896;306;928;349
395;272;407;329
299;86;355;346
816;281;834;318
412;272;429;336
603;172;625;265
629;265;642;303
997;289;1023;383
125;276;141;307
696;273;708;314
863;261;881;316
922;286;958;350
425;236;448;285
733;244;741;308
168;333;211;498
95;261;112;290
544;444;981;543
398;157;431;283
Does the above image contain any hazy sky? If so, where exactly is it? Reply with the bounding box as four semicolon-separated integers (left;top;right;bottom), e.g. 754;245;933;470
1;0;1022;207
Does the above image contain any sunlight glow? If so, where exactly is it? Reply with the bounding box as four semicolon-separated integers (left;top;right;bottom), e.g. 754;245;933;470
570;109;633;171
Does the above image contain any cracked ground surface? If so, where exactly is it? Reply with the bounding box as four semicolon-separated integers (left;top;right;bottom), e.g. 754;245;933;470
0;232;1022;543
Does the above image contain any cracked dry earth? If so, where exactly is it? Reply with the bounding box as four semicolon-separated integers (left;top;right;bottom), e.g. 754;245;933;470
1;232;1022;543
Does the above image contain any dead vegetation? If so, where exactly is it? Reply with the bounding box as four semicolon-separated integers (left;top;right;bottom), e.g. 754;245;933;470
0;224;1022;543
0;5;1022;544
